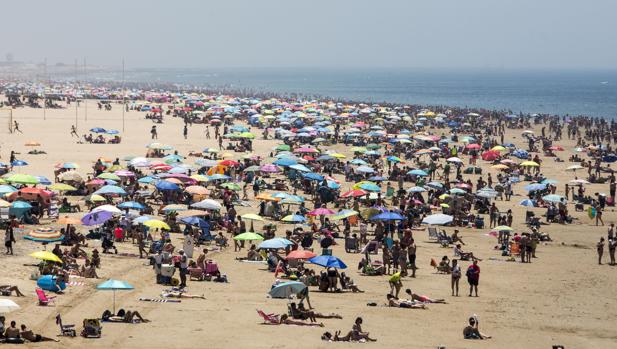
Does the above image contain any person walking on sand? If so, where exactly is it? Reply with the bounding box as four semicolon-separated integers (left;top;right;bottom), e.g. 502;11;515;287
205;125;211;139
5;216;17;255
597;237;605;265
151;125;158;139
183;124;188;139
13;121;22;134
70;125;79;138
608;238;616;266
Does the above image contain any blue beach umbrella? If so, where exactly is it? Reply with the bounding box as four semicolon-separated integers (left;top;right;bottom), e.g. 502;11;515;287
370;211;405;221
117;201;145;210
308;255;347;269
155;181;180;191
97;279;134;313
269;281;307;299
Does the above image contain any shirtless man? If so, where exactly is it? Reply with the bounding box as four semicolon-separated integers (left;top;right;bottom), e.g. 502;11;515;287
0;285;25;297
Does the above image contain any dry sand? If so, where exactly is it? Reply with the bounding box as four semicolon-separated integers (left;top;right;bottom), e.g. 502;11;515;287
1;100;616;349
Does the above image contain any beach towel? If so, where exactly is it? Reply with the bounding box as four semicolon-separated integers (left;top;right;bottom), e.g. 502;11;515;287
139;298;181;303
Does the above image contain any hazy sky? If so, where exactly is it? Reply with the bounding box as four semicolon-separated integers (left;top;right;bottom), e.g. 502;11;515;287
2;0;616;69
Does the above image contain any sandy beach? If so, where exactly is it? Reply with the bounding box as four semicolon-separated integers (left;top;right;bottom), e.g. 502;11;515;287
1;99;616;349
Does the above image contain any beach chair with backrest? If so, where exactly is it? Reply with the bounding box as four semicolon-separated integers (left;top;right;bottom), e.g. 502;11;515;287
56;314;76;337
427;227;438;240
345;236;359;253
256;309;279;325
510;242;521;256
36;288;56;306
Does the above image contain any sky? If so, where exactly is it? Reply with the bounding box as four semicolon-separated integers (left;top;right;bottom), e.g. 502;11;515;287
1;0;616;69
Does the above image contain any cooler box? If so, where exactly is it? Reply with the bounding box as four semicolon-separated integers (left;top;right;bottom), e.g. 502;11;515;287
37;275;66;292
160;264;175;277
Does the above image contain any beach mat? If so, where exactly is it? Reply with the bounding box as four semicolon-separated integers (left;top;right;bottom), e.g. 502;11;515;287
139;298;181;303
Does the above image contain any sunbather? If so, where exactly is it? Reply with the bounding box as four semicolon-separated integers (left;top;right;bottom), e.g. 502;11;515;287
278;314;324;327
386;294;426;309
19;324;58;342
405;289;447;304
161;290;205;299
102;309;150;323
454;244;481;261
291;303;342;322
463;316;491;339
0;285;25;297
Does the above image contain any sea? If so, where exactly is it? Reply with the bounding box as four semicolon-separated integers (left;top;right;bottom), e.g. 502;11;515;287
113;68;617;118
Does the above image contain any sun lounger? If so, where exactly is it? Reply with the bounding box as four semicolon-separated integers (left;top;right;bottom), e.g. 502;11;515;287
427;227;438;240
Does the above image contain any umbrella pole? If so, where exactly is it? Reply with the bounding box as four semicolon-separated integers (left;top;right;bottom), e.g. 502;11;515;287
250;221;254;232
113;290;116;314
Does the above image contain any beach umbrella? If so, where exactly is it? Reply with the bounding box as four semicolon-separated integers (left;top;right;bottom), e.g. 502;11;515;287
241;213;264;221
274;144;291;152
569;179;590;185
422;213;453;225
86;194;106;203
520;161;539;167
259;164;281;173
519;199;536;207
97;279;134;314
308;208;336;216
56;162;80;169
24;228;64;244
29;250;63;263
492;226;513;232
512;149;529;159
356;182;380;192
273;158;297;167
332;209;359;220
132;216;153;225
269;281;307;299
289;164;311;172
36;176;52;185
477;188;499;198
602;154;617;163
97;172;121;181
11;160;28;167
92;204;122;214
281;214;307;223
147;143;173;150
370;211;404;221
0;299;20;314
258;237;294;250
220;182;241;191
94;185;126;196
446;157;463;163
341;189;368;198
90;127;106;133
6;174;39;184
449;188;466;195
350;159;368;165
286;250;317;260
233;232;264;241
117;201;145;210
163;154;184;164
81;211;113;226
143;219;171;230
179;216;207;226
208;174;231;181
155;181;180;191
49;183;77;191
58;171;83;182
407;169;428;177
302;172;324;181
491;164;509;170
543;194;565;203
566;165;584;171
129;157;150;167
57;216;82;225
191;199;222;210
0;185;17;195
308;255;347;269
407;186;426;193
185;185;208;195
356;166;375;174
524;183;547;192
9;201;32;217
386;156;403;163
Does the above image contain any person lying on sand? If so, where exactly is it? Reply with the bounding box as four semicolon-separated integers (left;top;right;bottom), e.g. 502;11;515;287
161;290;205;299
0;285;25;297
386;294;426;309
405;289;447;304
290;302;342;322
19;324;59;342
102;309;150;323
277;314;324;327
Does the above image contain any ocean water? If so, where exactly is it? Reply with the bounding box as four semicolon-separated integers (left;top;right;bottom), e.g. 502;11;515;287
120;68;617;118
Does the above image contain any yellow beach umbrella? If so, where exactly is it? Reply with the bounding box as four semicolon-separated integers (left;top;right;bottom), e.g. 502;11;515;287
241;213;265;221
491;164;509;170
491;145;506;151
29;251;62;263
49;183;77;191
143;219;171;230
520;161;539;167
